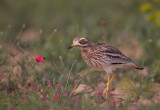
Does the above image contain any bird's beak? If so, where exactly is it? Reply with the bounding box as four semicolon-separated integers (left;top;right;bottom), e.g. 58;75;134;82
68;43;77;49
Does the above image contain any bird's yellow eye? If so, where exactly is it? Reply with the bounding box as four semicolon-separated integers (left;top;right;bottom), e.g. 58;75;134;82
79;39;86;44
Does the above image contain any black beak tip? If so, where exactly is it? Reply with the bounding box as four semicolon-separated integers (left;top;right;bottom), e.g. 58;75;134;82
68;46;72;49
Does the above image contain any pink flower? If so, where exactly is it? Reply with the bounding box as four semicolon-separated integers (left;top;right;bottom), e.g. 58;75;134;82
9;104;16;110
70;104;74;109
110;99;117;106
41;94;47;102
5;83;9;91
97;91;103;103
11;90;14;97
107;90;111;96
31;81;34;88
34;55;44;63
54;94;59;101
101;21;106;26
0;92;2;99
56;82;61;94
64;91;68;97
25;94;30;102
47;82;52;89
36;85;40;91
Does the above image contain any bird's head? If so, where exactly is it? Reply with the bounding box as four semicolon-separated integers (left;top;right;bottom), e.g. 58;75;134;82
68;36;90;49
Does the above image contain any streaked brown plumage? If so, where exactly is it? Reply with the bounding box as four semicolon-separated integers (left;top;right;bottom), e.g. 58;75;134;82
68;36;144;98
68;36;143;72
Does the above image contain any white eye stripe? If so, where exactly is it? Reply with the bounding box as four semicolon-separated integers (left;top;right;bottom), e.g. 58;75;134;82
80;38;87;41
73;37;88;46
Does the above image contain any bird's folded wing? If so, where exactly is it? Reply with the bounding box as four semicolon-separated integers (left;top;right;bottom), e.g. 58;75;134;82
94;44;134;65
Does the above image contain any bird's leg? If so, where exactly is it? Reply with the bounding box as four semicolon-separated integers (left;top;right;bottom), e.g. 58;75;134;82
103;74;110;97
110;72;116;84
103;72;116;98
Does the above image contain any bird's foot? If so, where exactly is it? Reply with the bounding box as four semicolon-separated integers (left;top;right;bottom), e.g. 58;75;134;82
103;90;111;99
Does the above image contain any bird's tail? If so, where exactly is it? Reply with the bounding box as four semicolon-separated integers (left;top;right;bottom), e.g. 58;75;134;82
124;63;144;70
131;63;144;70
134;65;144;70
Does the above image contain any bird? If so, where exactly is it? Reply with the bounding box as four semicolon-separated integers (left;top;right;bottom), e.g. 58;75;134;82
68;36;144;98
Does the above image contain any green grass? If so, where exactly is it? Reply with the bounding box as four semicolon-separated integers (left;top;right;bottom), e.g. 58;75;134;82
0;0;160;110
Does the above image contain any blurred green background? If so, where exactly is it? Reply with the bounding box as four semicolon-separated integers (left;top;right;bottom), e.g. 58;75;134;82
0;0;160;109
1;0;160;77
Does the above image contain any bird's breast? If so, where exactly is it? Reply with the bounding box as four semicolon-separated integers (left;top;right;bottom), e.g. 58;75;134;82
81;49;104;71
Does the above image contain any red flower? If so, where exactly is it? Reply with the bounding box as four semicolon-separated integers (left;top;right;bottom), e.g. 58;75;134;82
101;21;106;26
34;55;44;63
54;94;59;101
